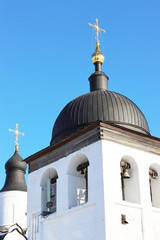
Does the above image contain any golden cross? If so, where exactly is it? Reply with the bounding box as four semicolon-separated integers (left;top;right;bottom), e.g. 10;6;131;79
9;123;24;150
89;19;105;44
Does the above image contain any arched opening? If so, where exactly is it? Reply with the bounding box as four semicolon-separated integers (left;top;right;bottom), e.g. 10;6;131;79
68;153;90;208
40;168;58;215
149;164;160;208
120;156;140;204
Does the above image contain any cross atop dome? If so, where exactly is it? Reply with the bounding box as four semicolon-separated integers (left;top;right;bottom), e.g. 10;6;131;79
9;123;24;151
89;19;105;45
89;19;105;64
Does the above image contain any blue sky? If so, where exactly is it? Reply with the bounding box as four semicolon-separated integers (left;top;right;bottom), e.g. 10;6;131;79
0;0;160;189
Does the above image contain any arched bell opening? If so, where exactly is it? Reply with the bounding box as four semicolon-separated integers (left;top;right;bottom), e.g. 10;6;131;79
120;156;141;204
68;153;90;208
149;164;160;208
40;168;58;215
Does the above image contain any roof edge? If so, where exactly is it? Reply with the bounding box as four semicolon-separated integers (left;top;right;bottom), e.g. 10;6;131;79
25;121;160;165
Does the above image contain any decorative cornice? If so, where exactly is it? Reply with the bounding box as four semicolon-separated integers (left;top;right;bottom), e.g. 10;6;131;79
25;122;160;173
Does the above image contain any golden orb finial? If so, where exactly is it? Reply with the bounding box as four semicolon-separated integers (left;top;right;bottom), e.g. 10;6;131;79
91;42;105;64
15;145;19;151
89;19;105;64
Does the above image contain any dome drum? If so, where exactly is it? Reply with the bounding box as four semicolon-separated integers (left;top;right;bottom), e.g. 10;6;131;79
89;71;108;92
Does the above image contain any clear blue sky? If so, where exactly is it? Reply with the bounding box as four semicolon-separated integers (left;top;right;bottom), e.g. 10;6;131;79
0;0;160;189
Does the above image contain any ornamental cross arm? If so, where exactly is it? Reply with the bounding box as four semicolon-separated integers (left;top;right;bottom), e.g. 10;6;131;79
89;19;105;43
9;123;24;149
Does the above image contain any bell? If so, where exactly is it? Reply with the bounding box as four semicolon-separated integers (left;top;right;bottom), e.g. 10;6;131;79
122;168;130;179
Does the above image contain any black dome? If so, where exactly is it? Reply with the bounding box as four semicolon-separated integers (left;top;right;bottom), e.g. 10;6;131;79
51;90;150;144
0;150;27;192
5;150;27;173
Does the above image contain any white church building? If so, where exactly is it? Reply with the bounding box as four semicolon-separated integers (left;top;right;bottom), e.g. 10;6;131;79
0;145;27;240
1;20;160;240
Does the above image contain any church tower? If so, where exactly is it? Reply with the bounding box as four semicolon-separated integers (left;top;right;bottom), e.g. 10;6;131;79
26;20;160;240
0;124;27;239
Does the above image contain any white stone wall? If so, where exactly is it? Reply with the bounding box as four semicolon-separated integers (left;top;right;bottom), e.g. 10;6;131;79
27;137;160;240
27;141;106;240
0;191;27;229
102;139;160;240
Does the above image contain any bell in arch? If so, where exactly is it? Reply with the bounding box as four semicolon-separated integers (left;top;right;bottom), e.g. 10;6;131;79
122;168;130;179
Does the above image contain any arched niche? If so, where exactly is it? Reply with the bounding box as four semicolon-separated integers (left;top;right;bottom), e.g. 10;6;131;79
120;155;141;204
68;153;90;208
40;168;58;215
149;163;160;208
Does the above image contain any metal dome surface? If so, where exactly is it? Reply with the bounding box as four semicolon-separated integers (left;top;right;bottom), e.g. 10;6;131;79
0;150;27;192
5;150;27;172
50;90;150;144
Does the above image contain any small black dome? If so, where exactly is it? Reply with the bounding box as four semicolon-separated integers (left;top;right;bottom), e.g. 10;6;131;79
50;90;150;144
0;150;27;192
5;150;27;173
